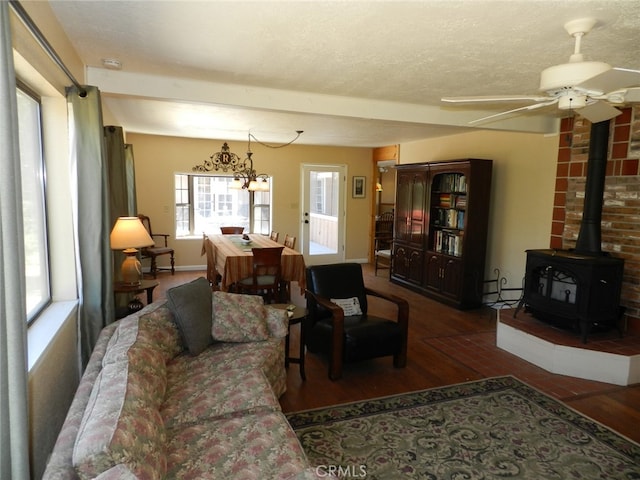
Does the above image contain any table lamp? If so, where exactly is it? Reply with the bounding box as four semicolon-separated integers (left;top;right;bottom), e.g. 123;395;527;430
110;216;154;285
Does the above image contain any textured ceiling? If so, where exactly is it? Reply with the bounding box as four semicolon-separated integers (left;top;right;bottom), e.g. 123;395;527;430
46;0;640;147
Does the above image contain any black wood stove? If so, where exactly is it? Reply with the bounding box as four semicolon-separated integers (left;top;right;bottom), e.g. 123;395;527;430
516;121;624;342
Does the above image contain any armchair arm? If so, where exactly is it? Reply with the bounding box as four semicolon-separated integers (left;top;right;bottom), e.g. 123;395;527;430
365;286;409;369
364;286;409;352
305;289;345;380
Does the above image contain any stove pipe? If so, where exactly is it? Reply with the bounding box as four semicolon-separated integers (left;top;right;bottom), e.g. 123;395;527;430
574;120;611;256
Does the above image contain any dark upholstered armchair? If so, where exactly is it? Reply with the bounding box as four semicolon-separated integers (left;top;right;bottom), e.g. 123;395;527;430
305;263;409;380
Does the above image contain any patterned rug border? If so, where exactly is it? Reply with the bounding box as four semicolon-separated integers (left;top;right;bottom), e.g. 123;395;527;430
286;375;640;464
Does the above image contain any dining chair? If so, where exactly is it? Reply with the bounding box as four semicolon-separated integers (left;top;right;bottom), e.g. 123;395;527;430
270;231;279;242
236;246;284;304
220;226;245;234
284;234;296;250
137;214;175;278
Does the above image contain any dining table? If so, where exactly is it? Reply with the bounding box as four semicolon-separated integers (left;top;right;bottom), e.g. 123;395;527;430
203;233;306;293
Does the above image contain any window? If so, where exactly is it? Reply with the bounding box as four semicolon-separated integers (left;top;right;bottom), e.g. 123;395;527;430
17;85;51;322
174;174;270;236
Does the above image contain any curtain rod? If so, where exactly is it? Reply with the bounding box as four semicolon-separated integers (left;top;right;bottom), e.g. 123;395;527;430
8;0;87;96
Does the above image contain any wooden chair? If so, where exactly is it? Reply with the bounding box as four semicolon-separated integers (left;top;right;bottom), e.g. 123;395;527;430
270;231;279;242
284;234;296;250
137;214;175;278
236;247;284;304
374;210;394;275
305;263;409;380
201;234;220;291
374;238;392;276
280;234;296;300
220;226;245;234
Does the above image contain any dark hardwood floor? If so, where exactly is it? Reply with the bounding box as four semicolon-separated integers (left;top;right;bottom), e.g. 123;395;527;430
150;265;640;444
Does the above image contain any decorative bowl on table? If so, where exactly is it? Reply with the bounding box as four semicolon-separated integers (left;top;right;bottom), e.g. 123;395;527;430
240;234;251;245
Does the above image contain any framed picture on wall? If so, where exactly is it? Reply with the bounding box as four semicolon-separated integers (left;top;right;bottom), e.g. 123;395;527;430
352;176;366;198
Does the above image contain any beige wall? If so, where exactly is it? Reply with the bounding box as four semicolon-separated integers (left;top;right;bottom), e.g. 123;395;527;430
128;133;373;268
400;130;559;290
130;129;559;290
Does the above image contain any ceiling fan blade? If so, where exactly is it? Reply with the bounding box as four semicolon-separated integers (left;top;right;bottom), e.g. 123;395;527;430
623;87;640;103
577;67;640;95
442;95;550;104
469;99;558;125
578;100;622;123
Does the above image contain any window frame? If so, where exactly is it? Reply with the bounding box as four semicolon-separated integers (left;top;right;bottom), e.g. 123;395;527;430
16;81;52;324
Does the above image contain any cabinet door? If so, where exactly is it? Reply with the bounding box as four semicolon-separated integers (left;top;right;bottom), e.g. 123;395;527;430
425;254;442;291
394;172;413;243
407;248;424;286
393;245;424;286
441;257;462;299
395;169;427;246
425;254;462;299
392;245;410;280
409;171;427;246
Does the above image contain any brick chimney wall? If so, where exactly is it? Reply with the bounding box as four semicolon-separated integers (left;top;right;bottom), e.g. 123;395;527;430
552;106;640;333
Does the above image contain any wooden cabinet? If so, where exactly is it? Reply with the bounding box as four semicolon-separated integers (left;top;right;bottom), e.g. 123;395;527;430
391;159;492;309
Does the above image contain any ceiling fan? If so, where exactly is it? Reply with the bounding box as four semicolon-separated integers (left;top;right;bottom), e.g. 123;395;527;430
442;18;640;125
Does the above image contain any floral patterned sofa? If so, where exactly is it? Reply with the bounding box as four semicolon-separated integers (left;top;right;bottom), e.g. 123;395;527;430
43;278;325;480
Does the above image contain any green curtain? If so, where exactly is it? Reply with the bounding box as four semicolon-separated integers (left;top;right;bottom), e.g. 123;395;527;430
105;126;130;283
67;85;115;367
125;144;138;216
0;2;30;478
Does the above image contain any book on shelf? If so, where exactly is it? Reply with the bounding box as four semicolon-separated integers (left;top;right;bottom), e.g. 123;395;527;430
432;208;465;229
436;173;467;193
433;230;464;256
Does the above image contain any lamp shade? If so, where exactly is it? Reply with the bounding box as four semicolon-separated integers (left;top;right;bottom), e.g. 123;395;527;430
110;217;154;250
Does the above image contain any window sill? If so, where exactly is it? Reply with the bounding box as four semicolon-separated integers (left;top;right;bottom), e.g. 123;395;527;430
27;300;78;372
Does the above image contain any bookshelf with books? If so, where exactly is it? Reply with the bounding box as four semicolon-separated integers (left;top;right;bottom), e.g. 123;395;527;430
392;159;492;309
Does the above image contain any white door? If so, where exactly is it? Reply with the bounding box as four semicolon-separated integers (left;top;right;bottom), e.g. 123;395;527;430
300;164;346;265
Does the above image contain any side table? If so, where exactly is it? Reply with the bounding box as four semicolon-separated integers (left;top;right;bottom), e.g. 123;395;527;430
113;280;159;318
271;303;307;380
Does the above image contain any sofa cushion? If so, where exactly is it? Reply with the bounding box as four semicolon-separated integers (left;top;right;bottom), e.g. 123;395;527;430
103;306;182;366
166;277;213;355
167;338;287;399
162;367;280;430
72;347;167;479
211;291;269;342
165;411;309;479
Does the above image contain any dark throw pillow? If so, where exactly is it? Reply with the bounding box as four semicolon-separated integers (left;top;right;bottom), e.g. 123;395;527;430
165;277;213;355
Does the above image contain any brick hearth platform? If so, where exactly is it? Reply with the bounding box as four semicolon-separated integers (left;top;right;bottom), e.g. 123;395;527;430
497;309;640;386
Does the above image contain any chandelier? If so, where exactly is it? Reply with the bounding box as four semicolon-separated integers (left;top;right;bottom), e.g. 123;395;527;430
192;130;303;191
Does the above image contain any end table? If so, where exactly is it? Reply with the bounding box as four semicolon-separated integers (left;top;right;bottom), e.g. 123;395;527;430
272;303;307;380
113;279;159;318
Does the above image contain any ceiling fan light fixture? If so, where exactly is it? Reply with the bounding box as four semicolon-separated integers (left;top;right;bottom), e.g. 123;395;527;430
558;94;587;110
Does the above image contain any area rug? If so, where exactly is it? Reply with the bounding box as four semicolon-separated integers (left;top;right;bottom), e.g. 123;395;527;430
286;376;640;479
